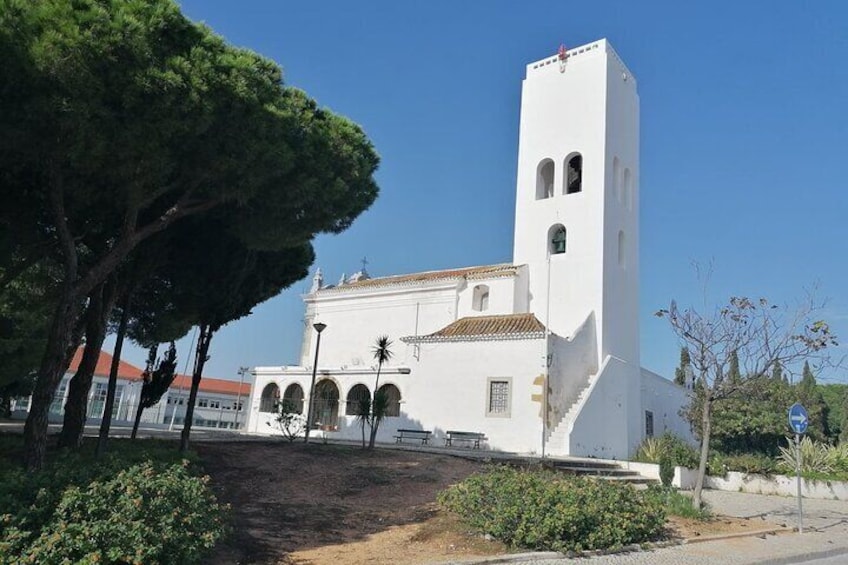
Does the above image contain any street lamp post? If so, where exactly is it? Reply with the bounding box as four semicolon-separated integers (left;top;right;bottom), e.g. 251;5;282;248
304;322;327;444
235;366;248;431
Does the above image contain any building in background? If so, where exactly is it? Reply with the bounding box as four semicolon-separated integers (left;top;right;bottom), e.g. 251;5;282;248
10;348;252;431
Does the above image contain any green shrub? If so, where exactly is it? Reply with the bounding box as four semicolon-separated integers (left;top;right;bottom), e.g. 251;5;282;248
438;466;666;552
634;432;699;469
658;456;674;487
0;438;226;564
778;437;848;476
713;452;778;476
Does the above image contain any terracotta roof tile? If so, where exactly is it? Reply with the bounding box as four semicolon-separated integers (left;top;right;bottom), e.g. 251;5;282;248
69;348;144;380
316;263;520;293
403;313;546;343
68;348;250;397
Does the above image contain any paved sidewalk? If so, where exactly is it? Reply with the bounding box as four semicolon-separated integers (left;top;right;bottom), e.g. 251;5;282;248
456;490;848;565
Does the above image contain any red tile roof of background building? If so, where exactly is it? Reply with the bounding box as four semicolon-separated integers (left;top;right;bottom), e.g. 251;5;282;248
68;348;250;397
68;348;144;380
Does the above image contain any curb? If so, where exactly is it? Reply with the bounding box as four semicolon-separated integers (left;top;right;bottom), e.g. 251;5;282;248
439;526;796;564
681;526;786;544
765;545;848;565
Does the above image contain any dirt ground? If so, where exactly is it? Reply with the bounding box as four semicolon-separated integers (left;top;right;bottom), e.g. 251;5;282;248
196;441;774;565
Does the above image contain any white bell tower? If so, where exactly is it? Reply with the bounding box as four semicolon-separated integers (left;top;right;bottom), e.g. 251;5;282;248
512;39;640;369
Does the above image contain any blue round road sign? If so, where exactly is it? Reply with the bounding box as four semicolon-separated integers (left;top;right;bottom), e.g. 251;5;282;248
789;403;809;435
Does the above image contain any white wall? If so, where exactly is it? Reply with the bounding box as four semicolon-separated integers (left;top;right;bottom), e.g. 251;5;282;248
640;368;694;443
568;355;641;459
404;338;545;453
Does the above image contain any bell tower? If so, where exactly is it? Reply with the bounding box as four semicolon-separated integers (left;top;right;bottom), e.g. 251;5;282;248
512;39;640;369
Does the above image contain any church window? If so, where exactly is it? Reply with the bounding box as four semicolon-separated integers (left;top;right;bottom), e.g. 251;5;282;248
645;410;654;438
623;168;632;209
259;383;280;413
486;377;511;417
345;384;371;416
549;224;567;255
283;383;305;414
377;384;401;417
618;230;626;267
472;284;490;311
536;159;555;200
565;153;582;194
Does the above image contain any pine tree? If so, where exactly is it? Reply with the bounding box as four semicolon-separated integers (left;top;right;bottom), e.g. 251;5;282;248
728;350;741;385
797;361;830;441
674;347;691;386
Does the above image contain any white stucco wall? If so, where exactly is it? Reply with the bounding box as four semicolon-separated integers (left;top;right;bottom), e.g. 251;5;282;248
399;338;545;453
640;368;694;443
545;312;598;447
567;355;641;459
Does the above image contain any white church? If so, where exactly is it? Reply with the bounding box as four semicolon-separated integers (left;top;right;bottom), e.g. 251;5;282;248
244;39;691;459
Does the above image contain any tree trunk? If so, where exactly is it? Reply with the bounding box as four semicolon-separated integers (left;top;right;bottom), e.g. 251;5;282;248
368;364;383;450
57;290;105;449
96;291;131;457
692;397;713;509
0;393;11;419
23;289;86;469
180;325;213;453
57;282;115;450
131;396;145;440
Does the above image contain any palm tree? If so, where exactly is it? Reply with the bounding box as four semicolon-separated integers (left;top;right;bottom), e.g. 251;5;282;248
355;395;371;448
368;335;393;449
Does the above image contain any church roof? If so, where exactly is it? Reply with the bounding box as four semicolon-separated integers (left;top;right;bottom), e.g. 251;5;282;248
403;313;546;343
315;263;520;293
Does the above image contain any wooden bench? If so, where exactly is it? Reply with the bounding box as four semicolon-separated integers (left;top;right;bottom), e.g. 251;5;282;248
394;428;432;445
445;430;486;449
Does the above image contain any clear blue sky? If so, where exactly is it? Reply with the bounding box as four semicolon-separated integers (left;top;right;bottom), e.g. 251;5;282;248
107;0;848;384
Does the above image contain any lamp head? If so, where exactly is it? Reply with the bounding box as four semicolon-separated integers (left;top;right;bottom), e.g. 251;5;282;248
313;322;327;333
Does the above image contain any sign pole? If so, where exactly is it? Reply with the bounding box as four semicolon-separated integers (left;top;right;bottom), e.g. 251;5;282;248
795;432;803;533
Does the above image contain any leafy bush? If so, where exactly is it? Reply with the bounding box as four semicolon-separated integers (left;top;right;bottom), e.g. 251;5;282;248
438;466;666;552
778;436;848;475
0;438;227;564
634;432;699;469
709;452;779;476
658;455;674;487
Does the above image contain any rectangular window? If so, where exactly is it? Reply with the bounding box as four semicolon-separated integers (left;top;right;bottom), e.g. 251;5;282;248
645;410;654;438
198;399;208;408
209;400;220;409
486;378;511;417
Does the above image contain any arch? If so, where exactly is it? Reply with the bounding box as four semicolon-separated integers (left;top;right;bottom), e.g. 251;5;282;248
564;152;583;194
548;224;567;255
282;383;304;414
536;159;555;200
613;156;621;202
623;168;632;210
377;384;401;417
312;379;339;429
345;384;371;416
259;383;280;413
472;284;490;311
618;230;626;267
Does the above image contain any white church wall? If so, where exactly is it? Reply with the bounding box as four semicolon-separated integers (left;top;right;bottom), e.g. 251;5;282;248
545;312;598;442
304;283;459;367
455;275;521;319
513;42;610;352
640;368;695;444
403;338;545;453
568;355;641;459
599;42;640;369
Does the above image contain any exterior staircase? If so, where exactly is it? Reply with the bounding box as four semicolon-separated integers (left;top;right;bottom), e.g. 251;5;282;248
544;458;655;485
545;374;595;453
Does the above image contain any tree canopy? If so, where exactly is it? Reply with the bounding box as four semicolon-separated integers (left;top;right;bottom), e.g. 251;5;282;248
1;0;380;469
